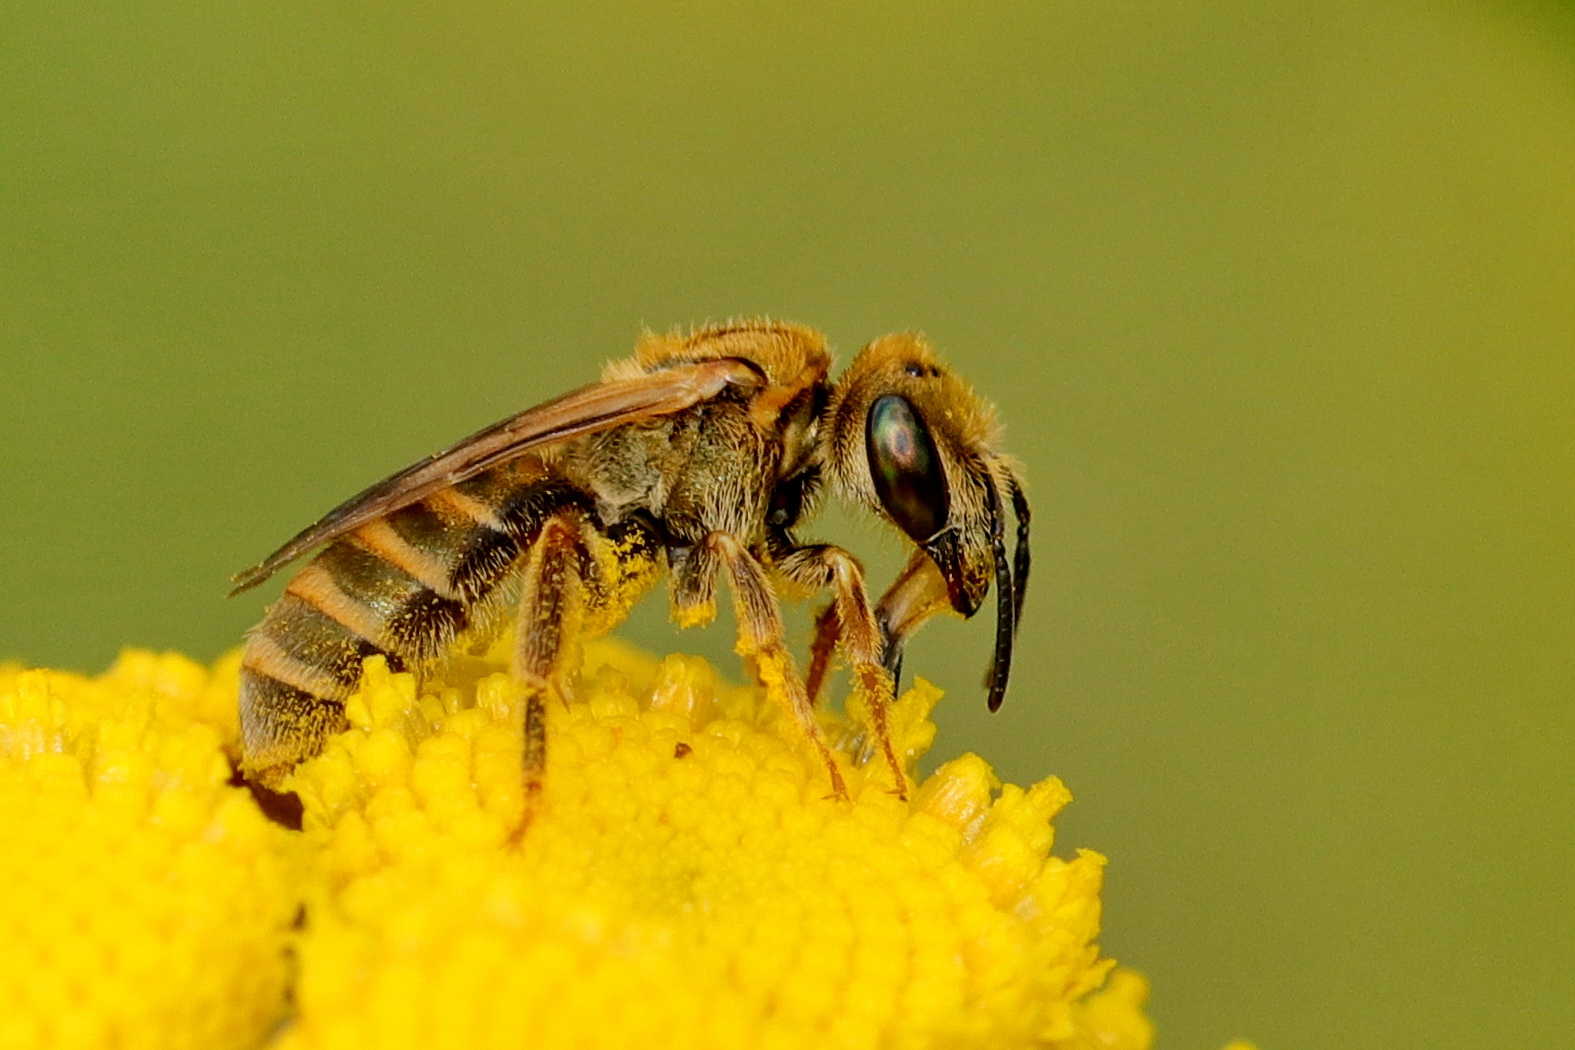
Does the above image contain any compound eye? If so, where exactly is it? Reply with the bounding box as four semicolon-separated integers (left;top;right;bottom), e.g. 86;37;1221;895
866;395;949;542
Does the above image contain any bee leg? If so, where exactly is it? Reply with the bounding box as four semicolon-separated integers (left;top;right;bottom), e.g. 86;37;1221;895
777;545;906;799
804;602;840;706
667;541;719;629
703;532;848;801
510;513;588;837
873;549;954;681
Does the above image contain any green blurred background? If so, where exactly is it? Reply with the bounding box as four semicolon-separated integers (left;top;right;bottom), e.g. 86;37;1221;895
3;1;1571;1046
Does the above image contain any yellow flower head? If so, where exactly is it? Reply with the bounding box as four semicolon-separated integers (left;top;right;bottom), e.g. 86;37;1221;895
0;640;1158;1050
0;652;298;1050
282;638;1150;1050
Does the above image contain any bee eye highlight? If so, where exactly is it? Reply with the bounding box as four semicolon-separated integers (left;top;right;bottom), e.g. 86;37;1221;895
866;395;949;542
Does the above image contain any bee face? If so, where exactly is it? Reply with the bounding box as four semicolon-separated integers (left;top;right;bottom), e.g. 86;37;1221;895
828;333;1004;613
825;332;1029;708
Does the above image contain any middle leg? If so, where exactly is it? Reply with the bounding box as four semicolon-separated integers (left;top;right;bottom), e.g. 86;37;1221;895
698;532;849;801
777;544;908;799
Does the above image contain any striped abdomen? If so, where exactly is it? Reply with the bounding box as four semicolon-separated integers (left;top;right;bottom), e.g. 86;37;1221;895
239;463;582;786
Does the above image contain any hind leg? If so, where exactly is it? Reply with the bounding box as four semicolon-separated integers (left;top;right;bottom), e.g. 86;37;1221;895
510;513;590;834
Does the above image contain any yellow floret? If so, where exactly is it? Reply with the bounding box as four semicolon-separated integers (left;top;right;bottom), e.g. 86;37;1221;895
275;639;1149;1050
0;639;1176;1049
0;651;299;1050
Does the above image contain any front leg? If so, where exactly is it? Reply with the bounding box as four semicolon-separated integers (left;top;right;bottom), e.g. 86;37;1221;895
872;549;955;685
776;544;907;800
804;602;840;706
684;532;848;801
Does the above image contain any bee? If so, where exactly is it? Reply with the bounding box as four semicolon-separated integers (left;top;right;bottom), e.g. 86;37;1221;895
231;320;1029;810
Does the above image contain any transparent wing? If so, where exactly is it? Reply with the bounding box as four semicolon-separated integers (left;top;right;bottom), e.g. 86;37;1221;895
229;357;765;594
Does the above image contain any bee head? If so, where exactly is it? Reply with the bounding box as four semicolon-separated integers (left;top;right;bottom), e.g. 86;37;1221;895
826;333;1029;711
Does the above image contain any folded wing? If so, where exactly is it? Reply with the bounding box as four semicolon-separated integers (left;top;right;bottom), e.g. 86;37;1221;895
230;358;765;594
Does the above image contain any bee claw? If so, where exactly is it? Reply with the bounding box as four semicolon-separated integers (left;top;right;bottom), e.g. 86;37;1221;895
826;763;849;802
506;809;535;848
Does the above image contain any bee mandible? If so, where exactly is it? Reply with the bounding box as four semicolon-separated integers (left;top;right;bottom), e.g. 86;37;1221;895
231;321;1029;809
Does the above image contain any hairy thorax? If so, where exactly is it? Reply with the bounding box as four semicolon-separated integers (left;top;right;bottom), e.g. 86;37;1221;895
560;395;785;548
